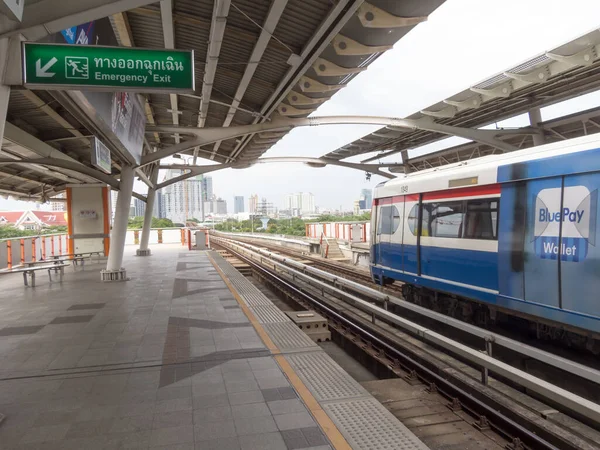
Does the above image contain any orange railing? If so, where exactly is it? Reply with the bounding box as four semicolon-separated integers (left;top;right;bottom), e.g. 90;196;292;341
0;233;69;270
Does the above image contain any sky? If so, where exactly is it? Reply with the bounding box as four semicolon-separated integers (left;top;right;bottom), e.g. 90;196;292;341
2;0;600;212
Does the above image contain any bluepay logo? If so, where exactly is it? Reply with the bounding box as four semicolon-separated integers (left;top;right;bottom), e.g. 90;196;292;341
533;186;597;262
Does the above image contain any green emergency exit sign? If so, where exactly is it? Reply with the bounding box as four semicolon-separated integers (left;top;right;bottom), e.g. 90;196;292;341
22;43;195;93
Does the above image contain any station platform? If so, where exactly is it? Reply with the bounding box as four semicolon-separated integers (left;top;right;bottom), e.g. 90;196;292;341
0;245;427;450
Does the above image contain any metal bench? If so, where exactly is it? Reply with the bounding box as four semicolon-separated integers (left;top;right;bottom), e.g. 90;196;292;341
0;262;70;287
23;255;90;270
48;252;103;266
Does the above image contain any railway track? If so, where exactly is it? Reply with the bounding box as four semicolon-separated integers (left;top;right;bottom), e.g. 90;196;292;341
210;233;404;296
211;235;600;450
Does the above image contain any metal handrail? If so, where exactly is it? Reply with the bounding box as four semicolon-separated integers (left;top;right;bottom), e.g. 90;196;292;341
212;236;600;425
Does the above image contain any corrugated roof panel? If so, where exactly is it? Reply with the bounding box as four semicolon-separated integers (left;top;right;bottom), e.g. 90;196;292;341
275;0;331;50
173;0;212;20
127;11;164;48
175;22;209;56
242;82;275;110
224;0;270;35
252;44;290;87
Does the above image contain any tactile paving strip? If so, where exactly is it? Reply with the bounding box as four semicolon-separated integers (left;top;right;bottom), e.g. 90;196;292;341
324;398;429;450
263;322;318;351
286;352;367;401
250;305;289;323
211;253;272;306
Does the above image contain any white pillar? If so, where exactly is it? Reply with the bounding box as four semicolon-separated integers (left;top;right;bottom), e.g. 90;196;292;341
137;187;156;256
528;107;545;146
0;39;11;147
102;165;134;280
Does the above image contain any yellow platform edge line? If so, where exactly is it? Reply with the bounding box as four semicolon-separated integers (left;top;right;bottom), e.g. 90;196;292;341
208;252;351;450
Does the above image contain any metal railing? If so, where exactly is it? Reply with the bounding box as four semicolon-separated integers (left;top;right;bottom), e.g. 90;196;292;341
0;233;69;270
212;236;600;425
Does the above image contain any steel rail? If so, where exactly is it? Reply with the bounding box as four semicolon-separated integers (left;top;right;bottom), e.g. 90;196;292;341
212;234;600;387
214;240;569;450
212;236;600;426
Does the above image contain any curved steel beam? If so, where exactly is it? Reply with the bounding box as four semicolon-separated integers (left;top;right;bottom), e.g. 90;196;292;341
156;163;231;190
0;158;118;188
142;115;517;167
0;157;146;202
254;156;397;179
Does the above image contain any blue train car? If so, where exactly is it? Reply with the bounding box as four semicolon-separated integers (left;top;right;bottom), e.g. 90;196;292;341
371;134;600;344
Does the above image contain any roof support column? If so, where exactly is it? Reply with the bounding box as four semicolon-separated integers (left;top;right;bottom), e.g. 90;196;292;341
0;39;11;152
137;166;159;256
400;150;410;174
102;165;134;281
528;107;546;146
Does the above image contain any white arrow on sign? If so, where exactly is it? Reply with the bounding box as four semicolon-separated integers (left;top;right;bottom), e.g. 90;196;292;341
35;57;58;78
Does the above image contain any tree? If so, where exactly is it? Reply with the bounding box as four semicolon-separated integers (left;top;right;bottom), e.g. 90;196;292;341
0;226;36;239
127;217;175;229
43;225;68;234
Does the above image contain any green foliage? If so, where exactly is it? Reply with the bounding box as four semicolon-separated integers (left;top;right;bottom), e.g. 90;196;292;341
0;224;68;239
0;226;36;239
306;212;371;223
213;214;370;237
127;216;175;229
44;225;68;234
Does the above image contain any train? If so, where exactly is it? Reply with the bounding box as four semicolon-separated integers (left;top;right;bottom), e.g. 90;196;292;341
370;133;600;351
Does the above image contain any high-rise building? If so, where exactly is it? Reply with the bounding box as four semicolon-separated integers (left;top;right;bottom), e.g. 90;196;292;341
160;170;204;223
154;191;164;218
256;198;274;216
234;196;244;214
204;198;227;215
249;194;259;214
358;188;372;210
49;193;66;212
202;176;214;201
133;198;146;217
284;192;315;214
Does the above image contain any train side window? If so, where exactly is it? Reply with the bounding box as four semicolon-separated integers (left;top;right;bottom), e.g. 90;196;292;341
392;206;401;234
377;206;392;235
424;202;464;238
377;205;401;235
408;204;418;236
463;199;499;240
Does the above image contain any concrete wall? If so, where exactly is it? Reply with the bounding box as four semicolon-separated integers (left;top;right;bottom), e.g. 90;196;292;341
69;186;107;253
306;222;370;243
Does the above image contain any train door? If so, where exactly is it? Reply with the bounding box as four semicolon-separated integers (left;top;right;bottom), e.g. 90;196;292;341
389;198;404;271
403;195;420;275
371;203;378;265
376;200;392;266
524;177;562;308
560;173;600;316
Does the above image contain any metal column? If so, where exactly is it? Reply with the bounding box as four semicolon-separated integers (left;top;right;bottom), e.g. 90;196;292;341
528;107;546;146
102;165;134;281
137;187;156;256
0;39;11;149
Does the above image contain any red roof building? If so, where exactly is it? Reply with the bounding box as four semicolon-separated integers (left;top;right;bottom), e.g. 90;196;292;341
0;211;68;230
